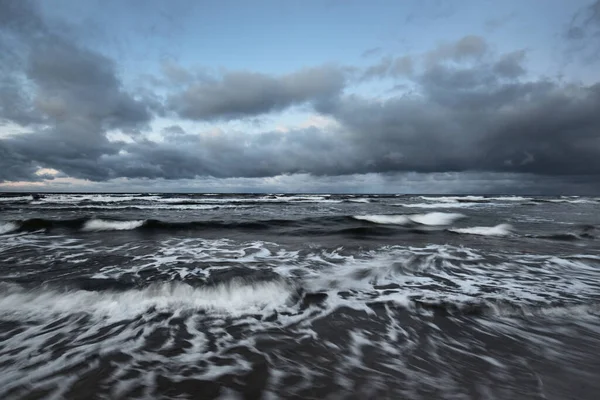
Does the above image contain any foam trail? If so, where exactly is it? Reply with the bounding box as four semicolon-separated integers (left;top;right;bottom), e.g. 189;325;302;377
82;219;145;232
0;222;19;234
354;212;464;226
450;224;513;236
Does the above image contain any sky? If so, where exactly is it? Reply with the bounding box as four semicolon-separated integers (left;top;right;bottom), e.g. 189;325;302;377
1;0;600;194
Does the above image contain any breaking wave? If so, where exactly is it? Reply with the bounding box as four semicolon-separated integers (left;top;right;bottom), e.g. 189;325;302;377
82;218;146;231
449;224;514;236
354;212;464;226
0;222;19;235
0;280;294;320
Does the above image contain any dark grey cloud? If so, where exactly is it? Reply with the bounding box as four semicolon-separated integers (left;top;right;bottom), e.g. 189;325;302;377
361;56;413;80
318;80;600;178
424;35;488;67
492;50;527;78
565;0;600;61
1;10;600;196
0;0;151;181
167;65;346;121
566;0;600;39
484;12;516;32
162;125;186;135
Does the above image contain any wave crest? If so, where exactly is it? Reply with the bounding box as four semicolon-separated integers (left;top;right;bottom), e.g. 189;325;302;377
0;280;294;320
449;224;513;236
0;222;19;234
354;212;465;226
82;218;146;232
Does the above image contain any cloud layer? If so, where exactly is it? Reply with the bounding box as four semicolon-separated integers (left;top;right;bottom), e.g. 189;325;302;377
1;1;600;193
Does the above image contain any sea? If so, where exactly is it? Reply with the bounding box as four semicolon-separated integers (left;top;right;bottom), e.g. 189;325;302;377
1;192;600;399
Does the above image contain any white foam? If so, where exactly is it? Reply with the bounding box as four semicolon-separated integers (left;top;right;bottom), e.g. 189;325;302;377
0;280;293;320
0;222;19;234
546;198;597;204
354;212;464;226
401;202;482;209
420;196;486;203
450;224;513;236
353;215;411;225
0;196;32;202
82;219;145;231
408;212;465;226
348;198;370;203
36;194;144;204
488;196;532;202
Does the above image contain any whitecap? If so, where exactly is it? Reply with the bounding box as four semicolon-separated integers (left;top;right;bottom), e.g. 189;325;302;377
400;202;482;209
82;219;145;231
420;196;486;203
348;198;370;203
0;222;19;234
353;215;412;225
354;212;464;226
409;212;465;226
0;196;32;202
0;280;294;320
449;224;513;236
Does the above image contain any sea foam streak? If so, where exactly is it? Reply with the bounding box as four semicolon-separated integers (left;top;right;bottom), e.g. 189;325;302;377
82;219;145;231
354;212;464;226
450;224;513;236
0;222;19;234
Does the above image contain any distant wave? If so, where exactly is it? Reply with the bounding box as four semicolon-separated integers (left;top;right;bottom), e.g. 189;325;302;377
82;219;146;231
347;198;370;203
533;198;598;204
420;196;489;203
400;202;483;209
0;196;32;202
449;224;513;236
354;212;465;226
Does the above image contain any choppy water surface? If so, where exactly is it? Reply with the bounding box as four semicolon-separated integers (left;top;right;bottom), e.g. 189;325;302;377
1;193;600;399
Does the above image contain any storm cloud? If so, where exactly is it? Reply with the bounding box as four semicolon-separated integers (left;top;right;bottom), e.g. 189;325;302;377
166;66;346;121
1;1;600;194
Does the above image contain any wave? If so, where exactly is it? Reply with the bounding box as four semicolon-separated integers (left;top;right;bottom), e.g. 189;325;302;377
0;195;32;202
0;280;294;319
354;212;464;226
411;298;600;318
23;204;239;211
14;193;345;206
0;222;19;234
82;218;146;231
420;196;488;203
532;198;598;205
487;196;533;202
449;224;513;236
400;202;483;209
3;216;329;234
354;215;411;225
347;198;370;203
